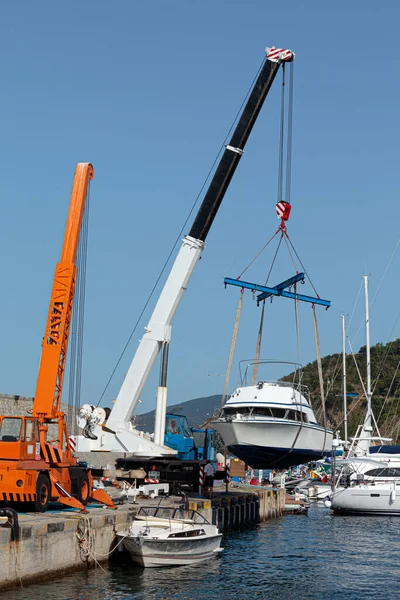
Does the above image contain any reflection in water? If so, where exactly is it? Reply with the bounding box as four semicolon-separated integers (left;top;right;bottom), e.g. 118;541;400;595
3;505;400;600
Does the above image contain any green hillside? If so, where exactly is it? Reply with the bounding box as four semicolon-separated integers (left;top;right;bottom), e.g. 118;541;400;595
135;339;400;443
282;338;400;442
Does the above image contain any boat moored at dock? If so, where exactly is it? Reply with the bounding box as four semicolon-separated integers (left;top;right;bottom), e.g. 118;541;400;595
117;506;223;567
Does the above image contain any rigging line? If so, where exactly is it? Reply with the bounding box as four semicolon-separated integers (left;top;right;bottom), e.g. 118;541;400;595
352;235;400;342
377;358;400;423
368;313;400;395
277;63;286;204
387;385;400;438
347;277;363;333
221;292;244;409
264;233;284;286
284;232;319;298
294;285;301;369
312;306;328;452
75;187;90;429
282;232;298;271
324;352;342;400
67;185;91;433
251;303;265;385
347;337;368;402
96;59;266;406
371;341;395;394
237;230;279;279
285;62;294;205
370;308;400;392
371;235;400;308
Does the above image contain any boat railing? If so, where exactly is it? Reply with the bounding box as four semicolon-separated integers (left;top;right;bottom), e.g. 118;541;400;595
255;379;311;397
137;506;210;525
238;359;306;389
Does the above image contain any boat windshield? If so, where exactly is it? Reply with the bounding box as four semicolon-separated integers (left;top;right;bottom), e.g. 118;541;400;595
137;506;210;524
221;406;309;422
168;529;206;538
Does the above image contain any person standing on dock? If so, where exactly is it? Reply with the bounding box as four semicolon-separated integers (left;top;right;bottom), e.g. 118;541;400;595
204;460;215;499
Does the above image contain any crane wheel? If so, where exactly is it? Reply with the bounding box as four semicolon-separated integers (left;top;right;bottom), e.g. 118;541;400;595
34;473;50;512
78;472;90;506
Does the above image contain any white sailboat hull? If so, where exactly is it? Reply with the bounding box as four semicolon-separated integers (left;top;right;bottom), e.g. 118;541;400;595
331;483;400;515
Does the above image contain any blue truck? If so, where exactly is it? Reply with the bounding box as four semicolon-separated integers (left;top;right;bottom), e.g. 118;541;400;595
115;413;220;493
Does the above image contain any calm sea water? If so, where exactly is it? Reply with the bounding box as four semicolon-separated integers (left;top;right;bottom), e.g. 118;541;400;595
3;504;400;600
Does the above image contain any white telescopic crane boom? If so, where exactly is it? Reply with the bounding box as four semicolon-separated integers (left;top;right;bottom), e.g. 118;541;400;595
77;47;294;455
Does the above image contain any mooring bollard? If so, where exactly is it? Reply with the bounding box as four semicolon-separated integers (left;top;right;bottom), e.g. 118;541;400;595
199;465;204;496
0;507;19;541
225;462;231;493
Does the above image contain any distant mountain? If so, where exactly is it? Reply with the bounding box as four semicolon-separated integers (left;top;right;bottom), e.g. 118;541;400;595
135;394;222;432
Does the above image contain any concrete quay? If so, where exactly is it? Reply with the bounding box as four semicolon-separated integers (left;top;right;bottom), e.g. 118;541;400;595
0;486;284;591
0;503;136;590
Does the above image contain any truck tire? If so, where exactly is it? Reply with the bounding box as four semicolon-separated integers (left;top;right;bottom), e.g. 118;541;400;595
34;473;50;512
77;472;90;505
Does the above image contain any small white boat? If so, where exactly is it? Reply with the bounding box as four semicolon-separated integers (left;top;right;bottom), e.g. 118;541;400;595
116;506;223;567
294;480;331;500
212;362;332;469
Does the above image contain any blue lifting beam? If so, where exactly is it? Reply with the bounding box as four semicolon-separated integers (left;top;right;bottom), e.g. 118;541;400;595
224;274;331;308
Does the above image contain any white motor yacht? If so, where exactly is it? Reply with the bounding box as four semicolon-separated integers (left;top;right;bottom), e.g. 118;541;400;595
116;506;223;567
212;361;333;469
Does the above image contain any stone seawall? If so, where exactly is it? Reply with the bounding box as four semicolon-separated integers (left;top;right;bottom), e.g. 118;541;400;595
0;504;135;590
0;393;39;417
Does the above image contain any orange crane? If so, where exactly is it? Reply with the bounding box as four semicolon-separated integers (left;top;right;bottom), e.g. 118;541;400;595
0;163;115;512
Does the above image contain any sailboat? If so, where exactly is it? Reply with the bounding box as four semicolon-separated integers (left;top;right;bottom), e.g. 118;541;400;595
330;276;400;515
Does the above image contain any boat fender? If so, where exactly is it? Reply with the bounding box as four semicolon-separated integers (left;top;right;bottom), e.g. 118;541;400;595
323;499;332;509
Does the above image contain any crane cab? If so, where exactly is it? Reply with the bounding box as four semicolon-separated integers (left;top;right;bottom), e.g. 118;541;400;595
0;415;90;512
0;416;41;462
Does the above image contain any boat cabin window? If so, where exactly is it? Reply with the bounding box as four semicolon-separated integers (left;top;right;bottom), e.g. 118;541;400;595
365;468;400;478
222;406;309;422
222;407;252;417
168;529;206;538
283;410;309;423
0;418;22;442
251;407;275;417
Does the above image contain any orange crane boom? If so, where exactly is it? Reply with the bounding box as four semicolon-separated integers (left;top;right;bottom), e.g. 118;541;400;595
0;163;115;513
33;162;94;420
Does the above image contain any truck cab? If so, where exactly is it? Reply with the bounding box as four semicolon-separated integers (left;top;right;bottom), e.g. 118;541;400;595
164;413;216;461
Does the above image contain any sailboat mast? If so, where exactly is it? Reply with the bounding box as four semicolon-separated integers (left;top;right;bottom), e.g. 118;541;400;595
341;313;348;448
364;275;372;438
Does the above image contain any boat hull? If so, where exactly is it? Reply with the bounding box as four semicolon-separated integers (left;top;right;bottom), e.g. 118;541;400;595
331;485;400;515
213;420;332;469
119;533;223;567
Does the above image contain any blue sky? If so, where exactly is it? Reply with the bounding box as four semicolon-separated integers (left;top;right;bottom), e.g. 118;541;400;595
1;1;399;415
